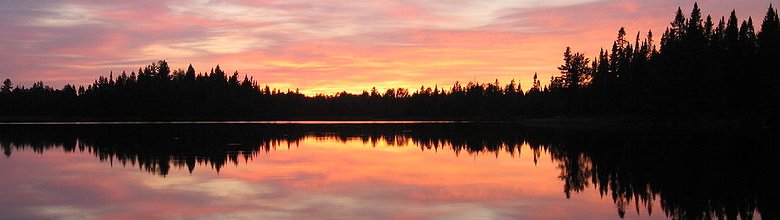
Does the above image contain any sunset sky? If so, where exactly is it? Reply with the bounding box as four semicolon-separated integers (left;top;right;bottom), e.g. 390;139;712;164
0;0;773;95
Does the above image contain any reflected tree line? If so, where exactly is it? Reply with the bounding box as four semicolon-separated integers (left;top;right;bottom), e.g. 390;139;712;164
2;4;779;124
1;123;777;220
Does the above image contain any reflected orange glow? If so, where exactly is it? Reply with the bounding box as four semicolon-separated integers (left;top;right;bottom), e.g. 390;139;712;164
0;137;666;219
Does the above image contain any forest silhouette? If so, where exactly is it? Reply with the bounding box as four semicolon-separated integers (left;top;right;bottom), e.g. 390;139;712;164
1;123;777;219
1;3;779;124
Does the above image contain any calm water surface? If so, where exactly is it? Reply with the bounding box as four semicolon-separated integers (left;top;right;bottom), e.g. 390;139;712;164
0;123;776;219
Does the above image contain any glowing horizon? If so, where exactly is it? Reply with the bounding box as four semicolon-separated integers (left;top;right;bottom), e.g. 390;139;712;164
0;0;773;95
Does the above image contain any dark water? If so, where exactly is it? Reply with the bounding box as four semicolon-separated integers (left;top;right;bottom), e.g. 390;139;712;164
0;123;777;220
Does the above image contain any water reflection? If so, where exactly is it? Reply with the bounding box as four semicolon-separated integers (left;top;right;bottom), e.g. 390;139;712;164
0;123;777;219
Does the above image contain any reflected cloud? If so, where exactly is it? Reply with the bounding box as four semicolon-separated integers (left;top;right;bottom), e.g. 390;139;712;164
27;205;102;220
0;123;776;219
144;177;273;198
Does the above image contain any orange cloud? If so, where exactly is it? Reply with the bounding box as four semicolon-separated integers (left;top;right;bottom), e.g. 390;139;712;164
0;0;774;95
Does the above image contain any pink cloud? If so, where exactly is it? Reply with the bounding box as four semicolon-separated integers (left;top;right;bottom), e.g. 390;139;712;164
0;0;775;95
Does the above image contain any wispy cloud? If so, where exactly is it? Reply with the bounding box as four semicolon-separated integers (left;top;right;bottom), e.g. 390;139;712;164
0;0;774;94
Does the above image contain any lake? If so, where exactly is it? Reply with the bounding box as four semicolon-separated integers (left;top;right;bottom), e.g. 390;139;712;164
0;122;776;220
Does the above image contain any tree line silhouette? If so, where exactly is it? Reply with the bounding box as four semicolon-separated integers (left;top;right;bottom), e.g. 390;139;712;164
1;3;778;123
1;123;777;219
536;3;780;122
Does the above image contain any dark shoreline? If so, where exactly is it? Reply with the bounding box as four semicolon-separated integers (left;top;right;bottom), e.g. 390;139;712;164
0;115;763;131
